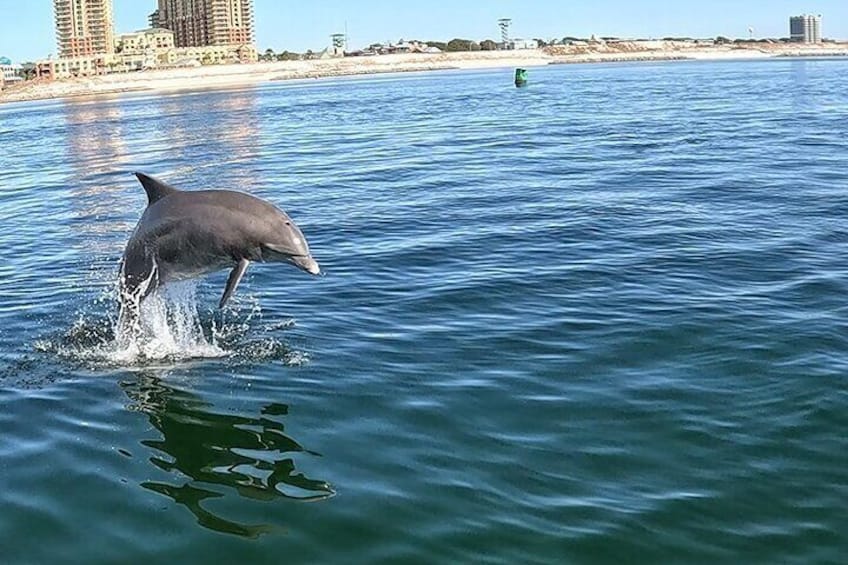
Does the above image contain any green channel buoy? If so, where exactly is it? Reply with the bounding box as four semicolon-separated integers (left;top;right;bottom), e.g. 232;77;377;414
514;68;528;88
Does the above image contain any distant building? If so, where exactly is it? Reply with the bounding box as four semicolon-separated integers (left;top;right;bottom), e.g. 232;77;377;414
35;1;257;82
165;44;257;65
390;41;415;54
790;14;822;43
114;28;176;70
156;0;255;48
1;61;23;86
0;57;20;89
115;28;175;55
36;55;111;79
148;9;160;28
53;0;116;58
508;38;539;50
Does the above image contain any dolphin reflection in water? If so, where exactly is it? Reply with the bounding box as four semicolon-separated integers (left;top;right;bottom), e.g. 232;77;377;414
123;373;335;537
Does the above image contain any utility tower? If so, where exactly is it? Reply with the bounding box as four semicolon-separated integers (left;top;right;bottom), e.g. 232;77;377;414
498;18;512;49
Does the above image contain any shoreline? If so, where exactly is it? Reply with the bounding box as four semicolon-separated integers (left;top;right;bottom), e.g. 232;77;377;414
2;44;847;105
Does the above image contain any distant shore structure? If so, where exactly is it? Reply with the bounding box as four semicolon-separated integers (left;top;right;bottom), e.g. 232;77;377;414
498;19;512;50
53;0;115;58
331;33;346;56
0;56;23;90
155;0;255;48
36;0;257;81
790;14;822;44
508;39;539;50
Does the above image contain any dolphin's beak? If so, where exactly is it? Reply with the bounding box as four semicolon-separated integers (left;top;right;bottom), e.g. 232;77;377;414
291;255;321;275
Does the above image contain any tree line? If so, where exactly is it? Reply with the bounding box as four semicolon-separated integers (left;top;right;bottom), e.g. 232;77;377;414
257;34;826;60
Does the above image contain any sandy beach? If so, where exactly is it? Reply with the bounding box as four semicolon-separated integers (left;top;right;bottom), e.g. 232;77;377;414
2;41;847;104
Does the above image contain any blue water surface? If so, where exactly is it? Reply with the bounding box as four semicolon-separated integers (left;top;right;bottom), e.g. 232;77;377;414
1;60;847;563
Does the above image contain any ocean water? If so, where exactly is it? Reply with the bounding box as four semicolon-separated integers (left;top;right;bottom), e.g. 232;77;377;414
1;60;847;563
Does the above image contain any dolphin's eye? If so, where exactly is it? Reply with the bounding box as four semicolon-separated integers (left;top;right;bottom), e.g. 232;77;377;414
285;222;291;226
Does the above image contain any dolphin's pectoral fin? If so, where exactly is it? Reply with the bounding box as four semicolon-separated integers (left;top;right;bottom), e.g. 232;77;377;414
220;258;250;308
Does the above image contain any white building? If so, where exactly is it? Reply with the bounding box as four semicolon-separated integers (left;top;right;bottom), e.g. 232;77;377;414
0;57;23;87
508;38;539;50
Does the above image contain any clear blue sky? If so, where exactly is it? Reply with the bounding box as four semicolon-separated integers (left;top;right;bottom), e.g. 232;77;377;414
0;1;845;62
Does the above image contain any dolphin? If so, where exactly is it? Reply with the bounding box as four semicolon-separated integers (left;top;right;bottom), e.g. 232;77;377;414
119;172;320;318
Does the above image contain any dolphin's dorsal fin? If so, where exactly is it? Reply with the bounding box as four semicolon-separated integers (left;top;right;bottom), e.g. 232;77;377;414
134;172;179;205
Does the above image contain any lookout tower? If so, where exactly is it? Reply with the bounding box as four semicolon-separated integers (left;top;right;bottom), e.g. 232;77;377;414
331;33;346;55
498;18;512;49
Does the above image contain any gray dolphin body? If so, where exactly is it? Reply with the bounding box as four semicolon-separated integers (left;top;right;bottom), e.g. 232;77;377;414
120;172;320;312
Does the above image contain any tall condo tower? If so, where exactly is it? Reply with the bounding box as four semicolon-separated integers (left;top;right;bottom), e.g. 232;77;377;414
157;0;255;47
790;14;822;44
53;0;115;58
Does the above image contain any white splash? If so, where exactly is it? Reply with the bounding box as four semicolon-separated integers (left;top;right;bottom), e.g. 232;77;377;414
112;281;227;363
35;276;304;368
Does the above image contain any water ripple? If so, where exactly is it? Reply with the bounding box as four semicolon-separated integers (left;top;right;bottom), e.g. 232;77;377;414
1;61;848;563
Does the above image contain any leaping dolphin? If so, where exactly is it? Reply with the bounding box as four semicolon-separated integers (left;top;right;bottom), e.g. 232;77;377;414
119;172;320;318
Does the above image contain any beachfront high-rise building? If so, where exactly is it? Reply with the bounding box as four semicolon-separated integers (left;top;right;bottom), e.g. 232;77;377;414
156;0;255;48
53;0;115;58
790;14;822;44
